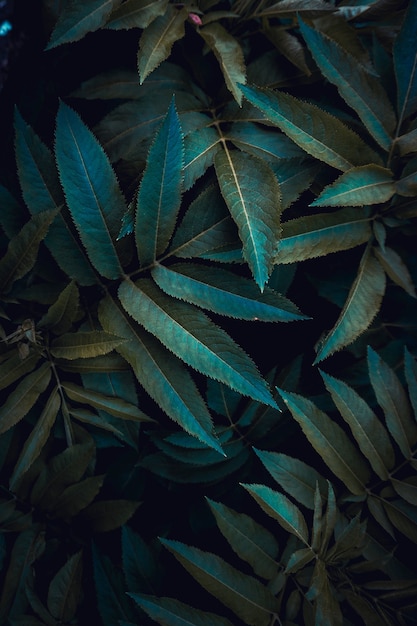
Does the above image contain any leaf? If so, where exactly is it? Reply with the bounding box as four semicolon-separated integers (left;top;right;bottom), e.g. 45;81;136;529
152;263;306;322
311;166;395;207
314;246;386;363
227;122;305;162
51;475;105;518
130;593;234;626
0;184;26;239
199;23;246;104
270;159;320;211
299;19;395;150
265;26;311;75
38;281;80;334
82;500;139;532
50;330;126;360
307;559;343;626
0;352;40;392
276;388;370;494
92;543;133;626
383;499;417;545
276;208;372;264
160;539;279;626
105;0;168;30
394;0;417;122
14;110;96;285
240;84;382;171
47;551;83;622
404;347;417;419
183;126;220;191
55;101;125;279
320;371;395;480
9;387;60;492
206;498;279;580
0;210;57;294
62;381;152;421
138;5;188;84
214;149;281;290
135;98;184;266
46;0;122;49
0;362;51;436
253;449;327;509
367;347;417;458
122;526;158;593
118;278;276;407
374;245;417;298
285;547;315;574
242;483;309;545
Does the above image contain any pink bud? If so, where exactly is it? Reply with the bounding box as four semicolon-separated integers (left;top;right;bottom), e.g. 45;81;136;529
188;12;203;26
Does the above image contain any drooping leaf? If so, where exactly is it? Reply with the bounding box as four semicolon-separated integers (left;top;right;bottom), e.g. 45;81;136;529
38;281;80;334
242;483;309;545
275;208;372;264
206;498;279;580
199;22;246;104
46;0;122;49
152;263;306;322
55;101;125;279
314;246;386;362
299;19;396;150
367;347;417;459
0;210;57;294
393;0;417;122
118;278;276;407
160;538;279;626
137;5;188;84
320;371;395;480
373;245;417;298
311;165;395;207
276;388;370;494
0;362;51;436
50;330;126;360
47;551;83;622
135;98;183;266
105;0;168;30
240;84;382;171
215;149;281;290
130;593;234;626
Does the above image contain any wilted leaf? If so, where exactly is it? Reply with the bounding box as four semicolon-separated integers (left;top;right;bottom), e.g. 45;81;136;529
311;166;395;207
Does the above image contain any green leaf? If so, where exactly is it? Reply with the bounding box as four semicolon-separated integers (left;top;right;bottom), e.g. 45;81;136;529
38;281;80;334
105;0;168;30
299;19;395;150
307;559;343;626
46;0;122;49
199;23;246;104
215;149;281;290
227;122;305;162
130;593;234;626
404;347;417;419
311;166;395;207
270;159;320;211
240;84;382;171
0;210;57;294
242;483;309;545
374;245;417;299
265;26;311;75
320;371;395;480
51;475;105;518
253;449;327;509
285;547;315;574
276;208;372;264
394;0;417;122
135;98;184;266
0;352;40;392
138;5;187;84
55;101;125;279
9;387;60;492
383;499;417;545
47;551;82;622
0;362;51;436
314;246;386;362
82;500;139;532
367;347;417;458
152;263;306;322
122;526;158;593
391;477;417;506
14;110;96;285
118;278;276;407
160;539;279;626
183;126;220;191
206;498;279;580
50;330;126;360
277;388;370;494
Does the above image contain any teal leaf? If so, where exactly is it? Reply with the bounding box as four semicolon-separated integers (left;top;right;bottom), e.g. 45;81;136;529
276;208;372;264
206;498;279;580
14;110;96;285
105;0;168;30
46;0;122;49
227;122;305;162
135;98;184;266
130;593;234;626
299;19;396;150
404;348;417;419
55;101;126;279
277;388;370;494
121;526;159;593
367;347;417;458
92;543;133;626
314;246;386;362
320;371;395;480
311;166;395;207
373;245;417;298
152;263;306;322
240;84;382;171
183;126;220;191
242;483;309;545
118;278;276;407
215;149;281;290
270;159;320;211
394;0;417;122
0;184;26;238
160;539;279;626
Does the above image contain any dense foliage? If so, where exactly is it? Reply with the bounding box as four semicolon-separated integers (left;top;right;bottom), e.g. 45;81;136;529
1;0;417;624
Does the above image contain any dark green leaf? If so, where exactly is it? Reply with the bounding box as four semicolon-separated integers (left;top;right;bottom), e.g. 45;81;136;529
394;0;417;122
374;246;417;298
38;281;80;334
62;381;152;421
47;551;83;622
50;330;126;360
92;543;133;626
51;475;105;518
130;593;234;626
404;347;417;419
285;547;315;574
122;526;159;593
383;499;417;545
105;0;168;30
0;352;40;392
82;499;139;531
